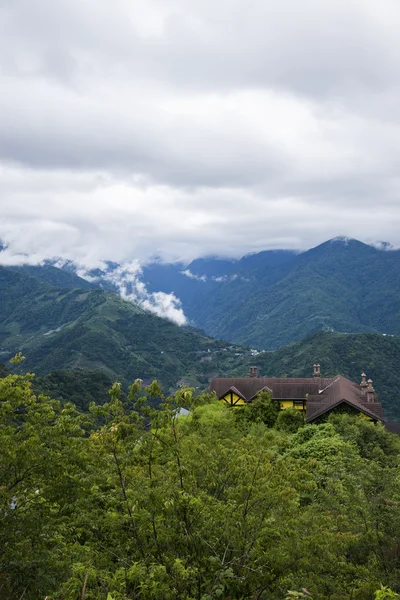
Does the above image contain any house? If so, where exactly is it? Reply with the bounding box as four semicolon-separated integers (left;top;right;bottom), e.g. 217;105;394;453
210;365;384;423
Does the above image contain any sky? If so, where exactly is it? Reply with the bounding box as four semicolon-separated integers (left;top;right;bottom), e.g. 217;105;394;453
2;0;400;270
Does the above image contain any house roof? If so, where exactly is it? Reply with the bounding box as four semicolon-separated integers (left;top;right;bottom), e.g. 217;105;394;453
210;374;384;422
210;377;332;402
225;385;247;402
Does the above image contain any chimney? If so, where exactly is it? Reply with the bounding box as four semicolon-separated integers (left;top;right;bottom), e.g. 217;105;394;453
360;373;368;395
249;366;257;378
366;379;375;403
313;364;321;378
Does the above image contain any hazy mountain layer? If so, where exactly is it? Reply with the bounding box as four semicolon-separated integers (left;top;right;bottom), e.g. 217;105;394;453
6;237;400;349
140;238;400;348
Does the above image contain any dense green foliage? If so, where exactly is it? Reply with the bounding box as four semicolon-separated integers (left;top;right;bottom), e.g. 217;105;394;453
33;369;116;411
1;370;400;599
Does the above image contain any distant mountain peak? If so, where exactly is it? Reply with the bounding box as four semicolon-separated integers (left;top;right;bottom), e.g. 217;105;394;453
328;236;357;245
327;237;397;252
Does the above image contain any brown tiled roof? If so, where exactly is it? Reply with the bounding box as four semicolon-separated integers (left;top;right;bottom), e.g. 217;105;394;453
359;402;384;420
307;376;383;422
210;377;333;402
210;374;384;422
226;385;247;401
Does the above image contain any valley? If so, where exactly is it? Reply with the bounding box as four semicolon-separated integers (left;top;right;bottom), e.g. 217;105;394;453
2;240;400;420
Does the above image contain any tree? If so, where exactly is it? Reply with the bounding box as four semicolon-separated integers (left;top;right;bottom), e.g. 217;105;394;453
2;371;400;599
275;407;304;432
236;390;280;428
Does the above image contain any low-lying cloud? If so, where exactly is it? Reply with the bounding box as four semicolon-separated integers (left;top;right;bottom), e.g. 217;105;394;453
82;261;188;326
181;269;207;282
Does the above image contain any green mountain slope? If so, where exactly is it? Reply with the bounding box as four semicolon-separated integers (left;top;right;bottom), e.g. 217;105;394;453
3;263;400;419
187;239;400;348
0;266;249;392
16;237;400;351
12;264;96;290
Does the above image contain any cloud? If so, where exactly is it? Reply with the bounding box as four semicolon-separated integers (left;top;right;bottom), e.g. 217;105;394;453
181;269;207;282
1;0;400;266
80;261;188;326
212;274;238;283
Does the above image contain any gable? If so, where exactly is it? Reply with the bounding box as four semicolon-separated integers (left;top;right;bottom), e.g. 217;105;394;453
220;390;247;406
307;398;380;423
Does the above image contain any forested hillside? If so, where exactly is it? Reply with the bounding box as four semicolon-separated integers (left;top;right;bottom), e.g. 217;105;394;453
98;238;400;349
182;239;400;348
0;266;249;392
1;371;399;599
0;362;114;410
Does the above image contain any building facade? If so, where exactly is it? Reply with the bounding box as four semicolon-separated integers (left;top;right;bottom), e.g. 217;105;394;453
210;365;384;423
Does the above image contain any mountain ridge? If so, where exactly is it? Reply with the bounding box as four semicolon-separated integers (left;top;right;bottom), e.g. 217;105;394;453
3;237;400;350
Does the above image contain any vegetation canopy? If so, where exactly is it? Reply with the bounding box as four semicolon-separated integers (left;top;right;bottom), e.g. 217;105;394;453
1;365;400;599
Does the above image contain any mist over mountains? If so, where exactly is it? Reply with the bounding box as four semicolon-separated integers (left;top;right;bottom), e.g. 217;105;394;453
3;236;400;418
3;236;400;349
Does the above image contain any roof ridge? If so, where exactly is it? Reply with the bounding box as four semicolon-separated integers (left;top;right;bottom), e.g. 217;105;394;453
248;385;273;401
319;376;340;394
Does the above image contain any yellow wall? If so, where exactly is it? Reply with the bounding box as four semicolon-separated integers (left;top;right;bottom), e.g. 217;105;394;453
221;395;307;409
280;400;305;411
280;400;293;410
221;392;246;406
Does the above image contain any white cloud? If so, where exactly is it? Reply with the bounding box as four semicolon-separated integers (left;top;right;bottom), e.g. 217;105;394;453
82;261;188;326
181;269;207;282
140;291;187;326
1;0;400;265
212;274;238;283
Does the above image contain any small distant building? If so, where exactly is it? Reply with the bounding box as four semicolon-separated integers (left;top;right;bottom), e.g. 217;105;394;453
210;365;385;423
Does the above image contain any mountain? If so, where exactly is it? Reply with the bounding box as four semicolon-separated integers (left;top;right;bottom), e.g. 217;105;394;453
41;237;400;350
0;266;250;392
12;264;97;290
134;238;400;349
8;237;400;350
2;263;400;419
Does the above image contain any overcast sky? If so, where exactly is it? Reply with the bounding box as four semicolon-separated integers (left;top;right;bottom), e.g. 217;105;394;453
1;0;400;268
